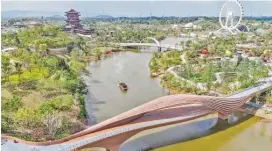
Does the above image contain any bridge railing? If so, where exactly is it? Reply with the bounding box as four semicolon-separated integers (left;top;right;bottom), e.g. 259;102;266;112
227;82;272;99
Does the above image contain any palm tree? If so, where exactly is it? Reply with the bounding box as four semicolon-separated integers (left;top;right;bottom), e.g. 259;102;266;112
22;52;32;72
15;62;23;82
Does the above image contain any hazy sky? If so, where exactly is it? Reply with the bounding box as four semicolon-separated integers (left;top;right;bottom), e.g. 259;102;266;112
2;0;272;17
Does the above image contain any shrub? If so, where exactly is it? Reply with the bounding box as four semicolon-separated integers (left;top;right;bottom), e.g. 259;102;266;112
38;101;56;115
65;79;88;94
1;111;14;132
2;97;22;112
15;108;42;128
38;95;73;115
78;95;87;119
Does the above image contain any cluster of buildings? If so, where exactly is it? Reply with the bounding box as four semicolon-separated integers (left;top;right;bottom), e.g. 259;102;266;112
1;20;43;33
171;22;201;30
2;9;93;36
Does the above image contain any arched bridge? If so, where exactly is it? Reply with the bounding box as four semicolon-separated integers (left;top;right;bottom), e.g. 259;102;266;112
118;43;183;51
112;37;183;51
2;82;272;151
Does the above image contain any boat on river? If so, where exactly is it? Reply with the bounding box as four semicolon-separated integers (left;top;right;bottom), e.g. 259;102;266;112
119;82;128;91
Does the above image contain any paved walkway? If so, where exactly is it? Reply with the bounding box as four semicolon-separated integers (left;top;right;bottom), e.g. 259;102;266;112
1;47;17;53
167;66;272;112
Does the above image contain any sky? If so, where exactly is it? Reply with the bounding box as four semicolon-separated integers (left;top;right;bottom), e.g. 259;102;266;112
2;0;272;17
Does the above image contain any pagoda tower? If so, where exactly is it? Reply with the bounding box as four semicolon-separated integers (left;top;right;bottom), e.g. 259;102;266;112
64;9;82;32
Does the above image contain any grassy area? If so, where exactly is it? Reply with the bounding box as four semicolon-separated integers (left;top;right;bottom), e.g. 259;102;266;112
3;67;49;84
126;48;141;53
175;64;217;83
96;47;112;52
1;27;89;141
149;51;181;73
161;73;208;95
167;58;270;95
1;72;87;141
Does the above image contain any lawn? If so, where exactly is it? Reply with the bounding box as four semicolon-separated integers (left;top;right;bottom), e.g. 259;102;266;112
3;67;49;84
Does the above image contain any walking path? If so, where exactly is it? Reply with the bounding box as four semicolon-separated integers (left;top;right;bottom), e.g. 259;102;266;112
167;66;272;113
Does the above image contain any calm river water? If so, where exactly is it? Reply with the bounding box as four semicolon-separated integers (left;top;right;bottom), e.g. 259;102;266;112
83;51;168;124
154;117;272;151
82;37;272;151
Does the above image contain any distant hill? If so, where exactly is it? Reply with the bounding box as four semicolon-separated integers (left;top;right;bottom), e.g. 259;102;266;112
2;10;272;21
2;10;63;19
45;15;65;21
94;15;114;19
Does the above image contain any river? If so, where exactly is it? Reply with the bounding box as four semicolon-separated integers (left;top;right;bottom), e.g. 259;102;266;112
82;51;168;124
82;37;187;124
154;117;272;151
82;37;272;151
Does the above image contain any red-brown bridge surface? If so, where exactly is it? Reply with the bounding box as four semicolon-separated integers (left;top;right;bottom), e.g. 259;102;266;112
1;93;256;151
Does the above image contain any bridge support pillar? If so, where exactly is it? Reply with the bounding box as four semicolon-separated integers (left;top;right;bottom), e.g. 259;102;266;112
158;47;161;52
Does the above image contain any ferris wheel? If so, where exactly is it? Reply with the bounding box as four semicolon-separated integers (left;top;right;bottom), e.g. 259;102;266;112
218;0;244;34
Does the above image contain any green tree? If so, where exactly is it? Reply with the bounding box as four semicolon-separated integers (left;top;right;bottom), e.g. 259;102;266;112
21;51;32;72
238;33;247;43
202;63;216;91
43;57;59;73
37;59;47;77
71;48;79;61
15;62;23;81
93;47;103;60
39;43;48;56
1;55;11;81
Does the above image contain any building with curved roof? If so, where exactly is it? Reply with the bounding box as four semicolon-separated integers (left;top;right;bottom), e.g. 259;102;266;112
237;24;249;32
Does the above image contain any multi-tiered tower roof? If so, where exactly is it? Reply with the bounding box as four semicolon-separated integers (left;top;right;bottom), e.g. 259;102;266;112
64;9;82;32
64;9;93;35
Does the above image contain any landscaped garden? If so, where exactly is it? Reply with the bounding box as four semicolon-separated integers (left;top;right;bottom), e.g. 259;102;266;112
173;58;270;94
148;29;272;97
1;25;89;141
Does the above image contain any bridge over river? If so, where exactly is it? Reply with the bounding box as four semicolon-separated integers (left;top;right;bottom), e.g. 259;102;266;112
2;80;272;151
115;43;183;51
110;37;184;51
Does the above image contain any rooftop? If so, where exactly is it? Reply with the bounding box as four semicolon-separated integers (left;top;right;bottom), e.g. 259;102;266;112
65;9;79;14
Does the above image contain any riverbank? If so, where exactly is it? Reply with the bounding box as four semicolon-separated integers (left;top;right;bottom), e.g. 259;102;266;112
239;103;272;120
160;73;208;95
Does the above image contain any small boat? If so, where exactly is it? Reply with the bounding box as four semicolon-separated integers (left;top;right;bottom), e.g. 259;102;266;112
118;82;128;91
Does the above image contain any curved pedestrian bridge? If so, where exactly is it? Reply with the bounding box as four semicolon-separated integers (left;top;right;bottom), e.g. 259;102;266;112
2;82;272;151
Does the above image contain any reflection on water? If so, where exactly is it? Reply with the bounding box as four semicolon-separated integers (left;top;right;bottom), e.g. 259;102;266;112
82;36;186;124
121;114;218;151
154;117;272;151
